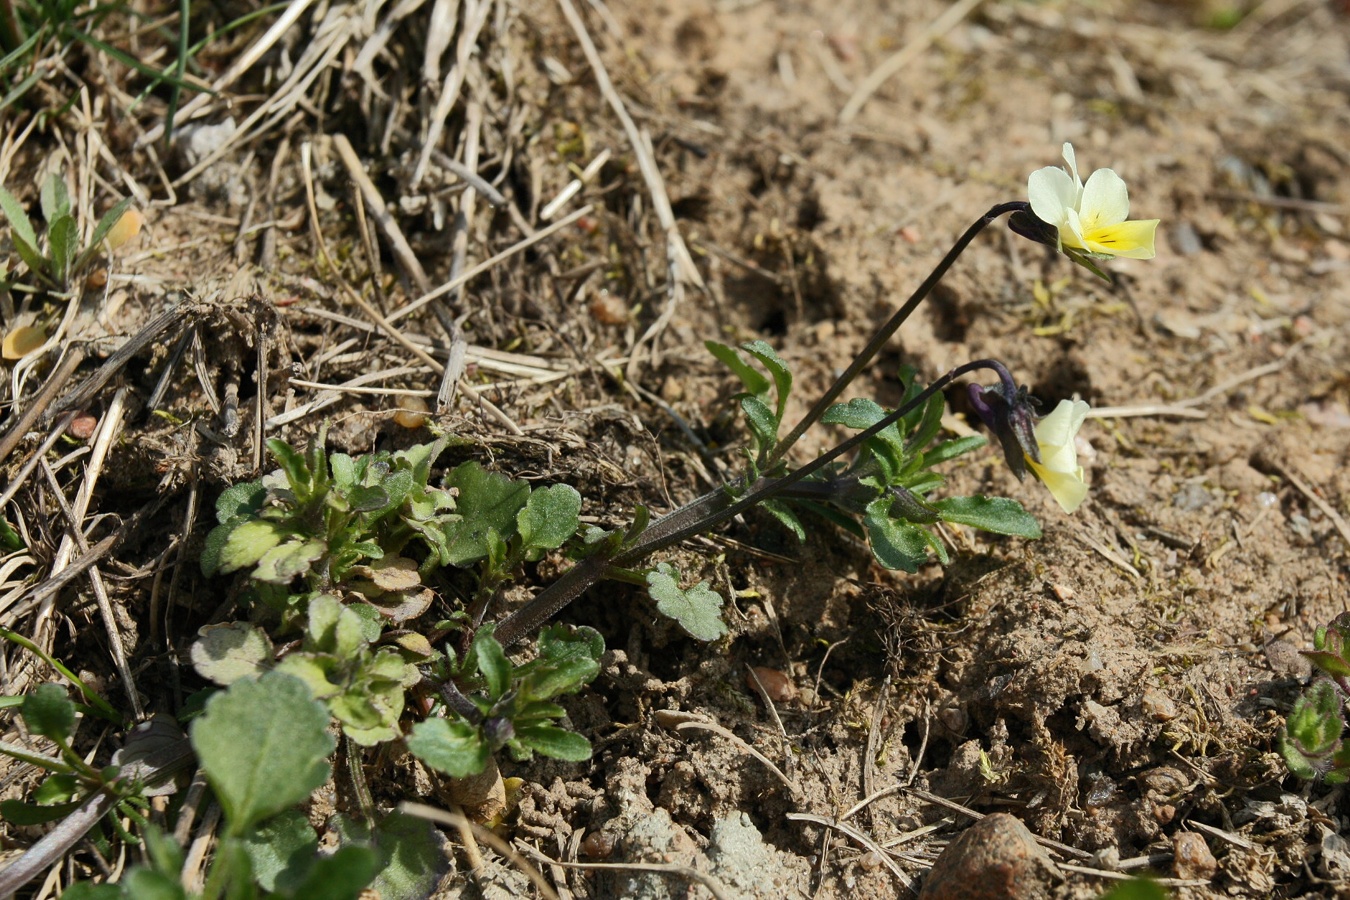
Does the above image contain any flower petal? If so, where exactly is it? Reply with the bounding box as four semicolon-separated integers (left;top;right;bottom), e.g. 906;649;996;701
1028;166;1078;229
1027;458;1089;513
1082;218;1159;259
1061;143;1082;189
1034;399;1090;458
1079;168;1131;230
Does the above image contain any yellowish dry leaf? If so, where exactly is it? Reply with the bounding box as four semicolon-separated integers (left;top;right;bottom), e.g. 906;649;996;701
106;208;143;250
2;325;46;360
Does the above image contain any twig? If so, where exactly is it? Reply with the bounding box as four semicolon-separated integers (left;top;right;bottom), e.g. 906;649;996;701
514;842;735;900
137;0;319;146
333;133;431;293
555;0;702;294
656;711;796;793
786;812;916;893
432;99;484;411
0;349;83;466
839;0;987;124
399;801;559;900
904;787;1092;860
1270;460;1350;551
388;205;594;323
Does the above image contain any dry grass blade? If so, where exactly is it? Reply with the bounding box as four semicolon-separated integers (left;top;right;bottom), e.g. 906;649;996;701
399;801;560;900
554;0;702;290
332;133;431;294
839;0;987;123
138;0;321;146
514;842;737;900
786;812;916;892
655;710;799;794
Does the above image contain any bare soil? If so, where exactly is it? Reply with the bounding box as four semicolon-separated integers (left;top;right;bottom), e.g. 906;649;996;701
2;0;1349;898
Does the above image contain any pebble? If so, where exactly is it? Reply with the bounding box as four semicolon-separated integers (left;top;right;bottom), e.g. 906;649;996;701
1172;831;1217;880
746;666;795;703
918;813;1058;900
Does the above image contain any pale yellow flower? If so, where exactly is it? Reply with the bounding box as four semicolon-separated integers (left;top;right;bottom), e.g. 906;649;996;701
1028;143;1158;260
1025;399;1090;513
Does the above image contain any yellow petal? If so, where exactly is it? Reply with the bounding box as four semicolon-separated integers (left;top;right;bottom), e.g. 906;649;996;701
105;208;143;251
1027;457;1089;513
1083;218;1159;259
2;325;46;360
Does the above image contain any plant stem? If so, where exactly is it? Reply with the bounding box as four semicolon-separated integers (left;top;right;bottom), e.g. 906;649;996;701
494;358;1006;648
766;201;1028;468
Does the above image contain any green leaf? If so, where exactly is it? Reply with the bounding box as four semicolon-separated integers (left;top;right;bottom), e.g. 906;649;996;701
473;629;511;700
1304;650;1350;679
23;683;75;742
190;671;334;835
863;500;935;573
203;519;291;576
513;723;592;762
284;845;381;900
924;434;987;466
705;340;770;395
0;184;39;252
0;797;83;825
190;622;275;685
32;772;80;805
740;395;779;454
73;197;134;273
333;812;448;900
240;808;318;892
254;537;327;583
760;499;805;541
933;495;1042;538
822;398;904;451
905;392;946;454
215;481;267;523
742;340;793;420
120;869;187;900
517;483;582;553
51;883;122;900
646;563;728;641
47;214;78;282
40;174;70;224
407;718;491;778
1097;878;1171;900
441;462;530;566
268;438;313;497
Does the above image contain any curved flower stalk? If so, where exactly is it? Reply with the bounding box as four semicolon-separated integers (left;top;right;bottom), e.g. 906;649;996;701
1025;399;1091;513
1026;143;1159;276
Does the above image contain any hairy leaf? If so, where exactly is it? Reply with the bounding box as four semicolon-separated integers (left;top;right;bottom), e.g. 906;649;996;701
190;622;274;686
191;671;333;835
407;718;491;778
646;563;728;641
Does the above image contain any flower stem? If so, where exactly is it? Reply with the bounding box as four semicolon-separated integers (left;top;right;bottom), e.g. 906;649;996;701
493;358;1008;648
766;201;1028;468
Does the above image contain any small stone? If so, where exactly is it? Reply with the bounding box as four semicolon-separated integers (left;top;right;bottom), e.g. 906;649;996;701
1140;687;1178;721
1049;583;1075;601
918;813;1058;900
1172;831;1217;880
68;413;99;441
746;666;796;703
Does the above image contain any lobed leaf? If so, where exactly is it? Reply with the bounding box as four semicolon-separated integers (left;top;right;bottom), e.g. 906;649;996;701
646;563;728;641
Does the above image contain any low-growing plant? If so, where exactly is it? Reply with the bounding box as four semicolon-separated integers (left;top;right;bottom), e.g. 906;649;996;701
0;173;135;297
2;142;1163;895
1282;612;1350;783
